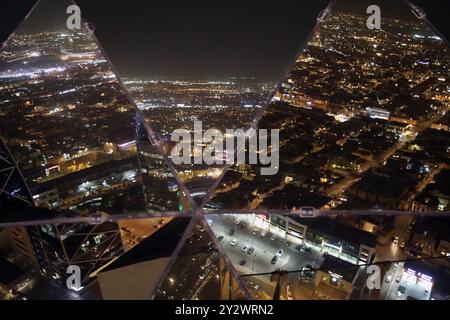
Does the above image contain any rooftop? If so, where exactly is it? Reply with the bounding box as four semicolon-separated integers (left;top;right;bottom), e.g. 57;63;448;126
289;216;378;248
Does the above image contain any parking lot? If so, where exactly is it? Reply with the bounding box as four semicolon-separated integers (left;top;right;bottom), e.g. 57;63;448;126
209;214;325;298
381;262;432;300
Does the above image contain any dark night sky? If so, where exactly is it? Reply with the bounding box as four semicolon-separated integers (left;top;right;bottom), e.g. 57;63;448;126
0;0;449;81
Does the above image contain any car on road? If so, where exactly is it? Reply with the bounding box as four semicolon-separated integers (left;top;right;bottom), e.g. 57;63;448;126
271;256;278;264
242;245;249;253
400;242;405;249
239;259;247;266
414;242;424;249
395;276;401;283
201;260;211;270
227;229;235;236
199;271;207;280
301;270;314;278
303;247;312;255
218;236;224;242
385;275;393;283
270;235;277;241
303;264;314;271
392;236;399;244
247;247;254;254
407;250;422;259
252;229;258;235
230;239;237;246
276;249;284;257
247;281;260;290
192;234;202;241
298;206;316;217
235;218;241;225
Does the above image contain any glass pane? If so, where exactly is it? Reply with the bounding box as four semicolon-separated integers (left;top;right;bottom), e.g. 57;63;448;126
154;217;248;300
96;217;191;300
0;217;191;300
204;0;450;213
0;0;187;226
82;1;293;206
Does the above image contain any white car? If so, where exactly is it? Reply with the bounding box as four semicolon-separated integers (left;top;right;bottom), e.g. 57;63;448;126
385;275;393;283
230;239;237;246
277;249;284;257
242;245;249;253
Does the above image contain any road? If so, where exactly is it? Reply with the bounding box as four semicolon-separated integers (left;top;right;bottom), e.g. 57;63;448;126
250;182;287;210
379;262;403;300
374;215;411;263
402;164;445;210
209;214;325;299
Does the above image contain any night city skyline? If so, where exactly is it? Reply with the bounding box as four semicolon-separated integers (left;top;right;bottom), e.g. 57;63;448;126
0;0;450;305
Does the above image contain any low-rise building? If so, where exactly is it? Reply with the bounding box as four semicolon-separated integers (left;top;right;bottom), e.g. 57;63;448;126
255;215;377;264
314;254;360;300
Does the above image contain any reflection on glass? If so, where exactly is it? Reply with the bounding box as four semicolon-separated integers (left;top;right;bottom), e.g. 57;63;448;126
136;116;190;213
155;219;247;300
28;221;124;289
125;72;275;206
0;0;186;224
207;213;450;300
205;0;450;212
